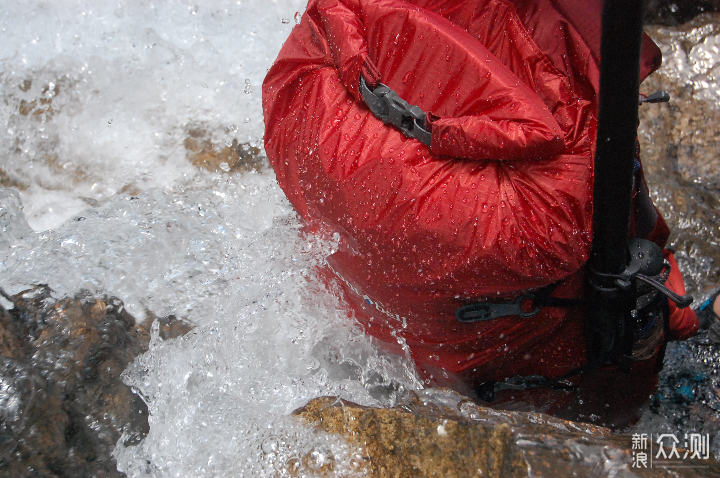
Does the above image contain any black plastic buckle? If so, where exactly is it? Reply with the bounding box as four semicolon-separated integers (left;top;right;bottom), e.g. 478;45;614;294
359;77;431;147
493;375;576;392
455;293;541;323
639;91;670;105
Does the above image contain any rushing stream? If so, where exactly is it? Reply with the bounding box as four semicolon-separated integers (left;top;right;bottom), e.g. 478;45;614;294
1;2;719;476
0;2;422;476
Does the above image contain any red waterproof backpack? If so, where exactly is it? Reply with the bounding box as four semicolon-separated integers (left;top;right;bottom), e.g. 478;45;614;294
263;0;690;399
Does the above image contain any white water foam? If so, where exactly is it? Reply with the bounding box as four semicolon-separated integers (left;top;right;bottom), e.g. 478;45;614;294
654;19;720;102
0;0;302;230
0;1;421;476
0;175;420;476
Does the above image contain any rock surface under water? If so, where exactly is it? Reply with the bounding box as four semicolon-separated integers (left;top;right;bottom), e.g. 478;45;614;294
645;0;720;26
0;285;190;477
640;14;720;294
633;14;720;452
295;391;720;478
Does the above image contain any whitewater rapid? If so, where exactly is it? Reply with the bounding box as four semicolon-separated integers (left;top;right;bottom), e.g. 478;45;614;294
0;1;420;476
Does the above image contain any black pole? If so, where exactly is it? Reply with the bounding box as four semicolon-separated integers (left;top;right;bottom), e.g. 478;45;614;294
587;0;646;363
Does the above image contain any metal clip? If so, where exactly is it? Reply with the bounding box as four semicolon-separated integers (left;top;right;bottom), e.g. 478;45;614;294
359;77;431;146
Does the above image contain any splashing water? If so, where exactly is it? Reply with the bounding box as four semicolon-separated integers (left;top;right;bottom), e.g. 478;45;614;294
0;173;421;476
0;0;302;231
632;16;720;457
0;1;420;476
652;17;720;103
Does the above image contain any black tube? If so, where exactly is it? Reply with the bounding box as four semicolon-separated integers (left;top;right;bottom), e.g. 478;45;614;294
586;0;645;363
590;0;645;274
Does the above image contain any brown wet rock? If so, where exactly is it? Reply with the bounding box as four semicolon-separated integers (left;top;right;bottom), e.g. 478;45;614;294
294;390;720;478
0;285;192;477
296;395;525;478
1;75;98;193
16;79;57;121
184;126;266;173
117;183;143;198
144;310;193;341
0;167;25;191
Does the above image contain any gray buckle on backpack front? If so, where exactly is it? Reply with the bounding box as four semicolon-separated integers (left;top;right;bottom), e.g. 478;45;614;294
359;77;431;147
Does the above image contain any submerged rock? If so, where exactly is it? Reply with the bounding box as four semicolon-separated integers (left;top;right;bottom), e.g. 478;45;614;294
184;125;266;173
632;12;720;464
295;389;720;478
639;14;720;294
0;285;191;477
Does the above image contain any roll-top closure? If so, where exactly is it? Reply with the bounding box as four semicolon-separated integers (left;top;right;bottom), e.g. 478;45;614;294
317;0;566;160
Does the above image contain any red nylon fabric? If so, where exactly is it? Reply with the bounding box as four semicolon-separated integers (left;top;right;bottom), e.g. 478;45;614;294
262;0;692;397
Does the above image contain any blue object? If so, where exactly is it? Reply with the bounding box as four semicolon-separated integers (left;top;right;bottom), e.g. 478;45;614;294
677;385;694;400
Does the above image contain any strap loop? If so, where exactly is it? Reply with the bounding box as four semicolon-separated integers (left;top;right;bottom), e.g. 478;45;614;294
455;283;587;324
456;293;541;323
